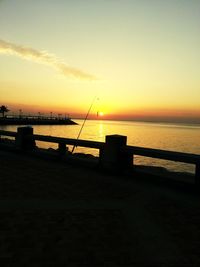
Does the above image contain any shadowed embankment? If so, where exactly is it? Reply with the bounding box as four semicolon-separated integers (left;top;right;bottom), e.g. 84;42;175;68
1;150;200;266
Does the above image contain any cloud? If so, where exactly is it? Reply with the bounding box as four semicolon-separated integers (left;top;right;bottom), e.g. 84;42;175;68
0;39;96;80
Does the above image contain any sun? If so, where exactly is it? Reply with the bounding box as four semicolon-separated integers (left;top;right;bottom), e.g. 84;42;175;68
99;111;104;116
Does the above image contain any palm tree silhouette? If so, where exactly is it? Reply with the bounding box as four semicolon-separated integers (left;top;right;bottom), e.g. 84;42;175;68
0;105;10;118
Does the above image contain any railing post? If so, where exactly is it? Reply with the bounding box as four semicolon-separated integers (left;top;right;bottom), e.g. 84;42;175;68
99;134;132;172
58;142;67;156
16;126;36;150
195;163;200;186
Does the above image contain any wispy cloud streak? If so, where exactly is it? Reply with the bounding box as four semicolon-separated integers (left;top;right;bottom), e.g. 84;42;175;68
0;39;96;80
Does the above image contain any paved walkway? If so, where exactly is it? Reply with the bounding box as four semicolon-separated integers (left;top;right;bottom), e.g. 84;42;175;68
1;150;200;266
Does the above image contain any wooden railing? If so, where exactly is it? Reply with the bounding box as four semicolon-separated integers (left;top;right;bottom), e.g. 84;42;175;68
0;128;200;184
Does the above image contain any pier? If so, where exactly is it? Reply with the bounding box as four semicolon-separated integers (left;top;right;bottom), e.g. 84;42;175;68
0;115;77;125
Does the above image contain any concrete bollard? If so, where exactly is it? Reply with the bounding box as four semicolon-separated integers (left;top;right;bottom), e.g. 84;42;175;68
16;126;36;150
195;163;200;186
58;142;68;156
99;134;132;172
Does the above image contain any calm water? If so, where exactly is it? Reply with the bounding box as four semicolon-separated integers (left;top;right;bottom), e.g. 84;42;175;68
1;119;200;174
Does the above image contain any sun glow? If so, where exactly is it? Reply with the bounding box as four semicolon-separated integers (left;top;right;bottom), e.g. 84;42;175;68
98;111;104;117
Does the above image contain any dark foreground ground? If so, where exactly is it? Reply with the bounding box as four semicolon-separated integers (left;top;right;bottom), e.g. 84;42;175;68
0;150;200;266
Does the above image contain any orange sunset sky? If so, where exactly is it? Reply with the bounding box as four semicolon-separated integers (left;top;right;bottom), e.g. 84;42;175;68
0;0;200;123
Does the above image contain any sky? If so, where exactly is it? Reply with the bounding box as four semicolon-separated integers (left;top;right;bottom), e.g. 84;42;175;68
0;0;200;123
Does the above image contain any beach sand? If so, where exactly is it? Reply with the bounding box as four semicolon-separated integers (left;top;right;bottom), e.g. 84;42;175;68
1;149;200;266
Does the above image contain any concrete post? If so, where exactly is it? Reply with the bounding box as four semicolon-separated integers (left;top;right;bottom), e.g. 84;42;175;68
99;134;132;172
195;163;200;186
58;142;67;156
16;126;36;150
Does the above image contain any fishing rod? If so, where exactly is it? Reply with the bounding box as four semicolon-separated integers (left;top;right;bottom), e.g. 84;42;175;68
71;96;98;153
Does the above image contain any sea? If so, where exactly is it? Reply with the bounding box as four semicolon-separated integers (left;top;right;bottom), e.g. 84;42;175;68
1;119;200;174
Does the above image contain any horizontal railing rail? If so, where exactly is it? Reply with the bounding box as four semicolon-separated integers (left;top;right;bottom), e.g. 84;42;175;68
34;134;104;149
0;130;17;137
123;145;200;164
0;130;104;149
